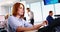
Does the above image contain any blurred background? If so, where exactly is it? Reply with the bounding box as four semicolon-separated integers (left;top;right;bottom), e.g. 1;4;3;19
0;0;60;24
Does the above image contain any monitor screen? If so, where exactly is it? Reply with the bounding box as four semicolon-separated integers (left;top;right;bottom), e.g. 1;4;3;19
43;0;59;5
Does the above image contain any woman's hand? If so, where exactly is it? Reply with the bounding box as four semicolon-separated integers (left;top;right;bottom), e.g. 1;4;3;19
31;20;48;30
41;20;48;26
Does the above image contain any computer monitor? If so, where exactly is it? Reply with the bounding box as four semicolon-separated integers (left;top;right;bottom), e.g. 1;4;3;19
43;0;59;5
54;15;60;18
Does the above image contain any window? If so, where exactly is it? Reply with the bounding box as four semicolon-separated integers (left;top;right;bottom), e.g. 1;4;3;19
42;1;55;20
30;2;42;24
55;3;60;14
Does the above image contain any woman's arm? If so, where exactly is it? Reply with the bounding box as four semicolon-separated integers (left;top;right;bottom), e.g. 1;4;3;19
16;26;34;32
16;23;44;32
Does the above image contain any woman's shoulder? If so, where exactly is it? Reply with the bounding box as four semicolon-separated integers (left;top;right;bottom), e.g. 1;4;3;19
8;16;15;19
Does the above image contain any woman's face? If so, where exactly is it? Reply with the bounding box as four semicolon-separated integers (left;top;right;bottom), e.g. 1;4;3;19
17;4;24;16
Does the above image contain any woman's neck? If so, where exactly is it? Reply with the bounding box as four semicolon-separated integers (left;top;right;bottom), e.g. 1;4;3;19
16;15;21;19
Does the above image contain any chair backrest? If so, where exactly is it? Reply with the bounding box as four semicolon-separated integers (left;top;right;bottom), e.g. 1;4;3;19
8;24;13;32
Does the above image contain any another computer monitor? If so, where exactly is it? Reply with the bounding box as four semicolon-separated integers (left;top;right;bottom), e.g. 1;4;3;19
43;0;59;5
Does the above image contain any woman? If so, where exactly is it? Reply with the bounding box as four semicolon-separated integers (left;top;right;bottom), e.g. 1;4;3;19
5;14;9;32
8;2;46;32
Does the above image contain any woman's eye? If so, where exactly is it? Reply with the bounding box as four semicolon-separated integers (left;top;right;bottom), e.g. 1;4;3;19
20;7;22;9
